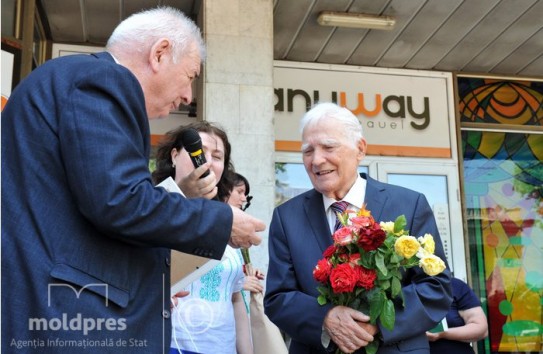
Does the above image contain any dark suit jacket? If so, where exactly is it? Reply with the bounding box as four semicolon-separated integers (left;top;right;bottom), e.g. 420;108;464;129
264;174;452;354
1;52;231;352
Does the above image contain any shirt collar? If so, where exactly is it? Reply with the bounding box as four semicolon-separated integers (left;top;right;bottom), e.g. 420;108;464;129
323;174;367;211
108;52;120;64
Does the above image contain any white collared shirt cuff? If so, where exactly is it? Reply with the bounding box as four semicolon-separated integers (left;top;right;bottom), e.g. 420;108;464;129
321;325;331;348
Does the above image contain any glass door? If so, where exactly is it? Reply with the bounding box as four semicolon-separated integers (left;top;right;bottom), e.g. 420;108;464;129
373;161;466;281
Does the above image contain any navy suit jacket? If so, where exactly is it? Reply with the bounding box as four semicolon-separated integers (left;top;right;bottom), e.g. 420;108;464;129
264;174;452;354
1;52;232;352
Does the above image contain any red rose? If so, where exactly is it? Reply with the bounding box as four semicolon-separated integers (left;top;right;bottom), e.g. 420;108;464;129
357;223;386;251
356;266;377;290
313;259;332;283
323;245;336;259
333;226;356;246
329;263;358;293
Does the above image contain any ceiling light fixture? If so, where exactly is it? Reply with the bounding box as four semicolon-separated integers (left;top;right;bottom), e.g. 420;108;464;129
317;11;396;30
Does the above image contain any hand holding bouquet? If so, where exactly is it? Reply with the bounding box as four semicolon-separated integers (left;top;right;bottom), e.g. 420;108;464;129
313;205;446;354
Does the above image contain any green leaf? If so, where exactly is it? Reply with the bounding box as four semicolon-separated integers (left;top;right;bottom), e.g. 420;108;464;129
380;299;396;331
364;341;379;354
377;273;390;282
375;252;387;276
360;256;371;269
404;257;419;268
380;279;391;291
317;294;327;305
399;290;406;307
338;212;350;226
391;253;403;263
385;235;396;248
391;276;402;298
369;291;384;324
317;286;330;297
394;215;407;234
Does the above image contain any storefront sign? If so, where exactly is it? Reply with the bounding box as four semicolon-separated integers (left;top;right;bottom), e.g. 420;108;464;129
274;61;455;158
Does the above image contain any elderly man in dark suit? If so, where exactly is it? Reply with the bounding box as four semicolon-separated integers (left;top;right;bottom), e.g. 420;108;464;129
264;102;452;354
1;7;263;353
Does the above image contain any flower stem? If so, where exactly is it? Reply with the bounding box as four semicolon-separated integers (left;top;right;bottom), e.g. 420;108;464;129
241;248;251;264
241;248;254;276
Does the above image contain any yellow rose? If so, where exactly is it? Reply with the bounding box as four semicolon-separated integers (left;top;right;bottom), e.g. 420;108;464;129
394;236;420;259
418;234;435;254
380;221;395;234
419;255;446;276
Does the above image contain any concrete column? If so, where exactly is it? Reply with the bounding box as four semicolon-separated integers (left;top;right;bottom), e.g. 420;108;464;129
200;0;275;272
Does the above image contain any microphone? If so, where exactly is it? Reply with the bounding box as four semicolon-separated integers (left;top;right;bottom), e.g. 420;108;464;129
242;195;253;211
180;128;210;178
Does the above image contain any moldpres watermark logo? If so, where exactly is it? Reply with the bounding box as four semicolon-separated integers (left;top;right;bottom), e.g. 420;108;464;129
10;282;151;350
27;283;127;335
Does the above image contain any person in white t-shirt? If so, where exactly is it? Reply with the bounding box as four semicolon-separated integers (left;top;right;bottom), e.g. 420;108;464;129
152;122;253;354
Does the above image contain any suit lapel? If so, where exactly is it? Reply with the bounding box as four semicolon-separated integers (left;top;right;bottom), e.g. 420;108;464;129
303;190;333;253
363;176;388;222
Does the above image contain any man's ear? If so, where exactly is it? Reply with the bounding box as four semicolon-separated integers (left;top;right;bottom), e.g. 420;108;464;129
149;38;171;72
357;138;367;161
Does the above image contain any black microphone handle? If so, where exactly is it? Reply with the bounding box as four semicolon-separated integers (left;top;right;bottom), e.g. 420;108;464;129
181;128;210;178
189;150;210;177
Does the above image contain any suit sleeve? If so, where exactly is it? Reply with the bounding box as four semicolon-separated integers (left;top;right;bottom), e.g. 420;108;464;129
58;63;230;258
264;207;332;349
379;193;453;344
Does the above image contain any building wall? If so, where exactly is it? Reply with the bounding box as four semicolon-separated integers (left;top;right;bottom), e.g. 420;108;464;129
201;0;275;272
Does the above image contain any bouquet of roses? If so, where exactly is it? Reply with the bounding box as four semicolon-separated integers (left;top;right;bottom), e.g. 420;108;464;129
313;205;446;354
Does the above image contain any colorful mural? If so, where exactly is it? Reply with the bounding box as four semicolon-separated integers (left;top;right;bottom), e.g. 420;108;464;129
459;77;543;354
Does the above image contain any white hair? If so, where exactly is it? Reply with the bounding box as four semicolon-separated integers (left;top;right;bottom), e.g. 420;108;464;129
300;102;364;148
106;6;206;64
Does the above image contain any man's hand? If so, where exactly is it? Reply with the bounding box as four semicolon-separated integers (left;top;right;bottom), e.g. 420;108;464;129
177;162;218;199
228;206;264;248
324;306;378;353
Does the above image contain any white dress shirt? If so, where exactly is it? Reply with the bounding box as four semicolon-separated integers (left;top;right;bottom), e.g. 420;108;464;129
322;175;367;233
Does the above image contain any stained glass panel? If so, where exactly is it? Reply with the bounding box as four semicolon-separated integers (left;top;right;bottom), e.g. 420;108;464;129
462;131;543;353
458;78;543;126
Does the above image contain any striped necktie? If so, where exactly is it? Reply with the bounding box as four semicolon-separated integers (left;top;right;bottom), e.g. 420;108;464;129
330;201;349;231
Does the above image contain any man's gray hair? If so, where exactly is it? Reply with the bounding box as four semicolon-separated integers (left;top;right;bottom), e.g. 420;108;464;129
106;6;206;64
300;102;364;147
